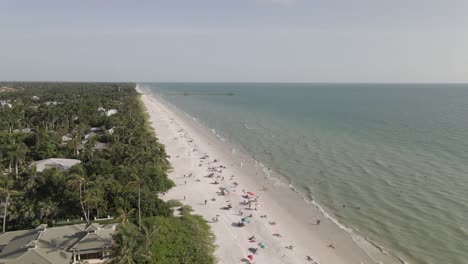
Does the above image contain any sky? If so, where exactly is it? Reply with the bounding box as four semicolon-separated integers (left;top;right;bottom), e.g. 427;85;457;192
0;0;467;83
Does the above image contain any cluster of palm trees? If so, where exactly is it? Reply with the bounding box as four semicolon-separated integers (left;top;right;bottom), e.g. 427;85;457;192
4;142;28;178
0;82;184;264
0;177;18;232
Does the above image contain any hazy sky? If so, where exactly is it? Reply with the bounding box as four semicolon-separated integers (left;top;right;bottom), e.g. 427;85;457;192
1;0;467;82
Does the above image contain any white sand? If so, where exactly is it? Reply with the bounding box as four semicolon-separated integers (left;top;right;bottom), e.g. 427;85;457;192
138;87;399;264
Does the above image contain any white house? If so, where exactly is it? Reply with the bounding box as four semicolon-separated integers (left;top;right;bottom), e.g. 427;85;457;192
62;134;73;142
12;128;32;133
31;158;81;172
0;100;12;108
106;109;118;116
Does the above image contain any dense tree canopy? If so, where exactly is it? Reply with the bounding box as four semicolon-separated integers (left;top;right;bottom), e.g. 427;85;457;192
112;213;216;264
0;82;174;230
0;82;215;263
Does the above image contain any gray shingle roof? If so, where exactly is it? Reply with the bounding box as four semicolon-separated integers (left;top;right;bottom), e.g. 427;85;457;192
0;223;115;264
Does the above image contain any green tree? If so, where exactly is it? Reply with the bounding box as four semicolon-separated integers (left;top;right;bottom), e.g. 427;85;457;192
128;174;145;230
0;177;19;232
111;223;140;264
22;165;44;192
8;142;28;177
67;166;90;224
116;207;135;226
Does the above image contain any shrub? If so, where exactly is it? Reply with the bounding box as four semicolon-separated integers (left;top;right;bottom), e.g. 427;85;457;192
166;199;183;208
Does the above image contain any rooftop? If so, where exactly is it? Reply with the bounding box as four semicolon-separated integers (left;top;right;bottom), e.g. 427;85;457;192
31;158;81;172
0;223;116;264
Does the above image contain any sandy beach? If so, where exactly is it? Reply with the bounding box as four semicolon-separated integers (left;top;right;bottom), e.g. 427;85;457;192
138;86;398;264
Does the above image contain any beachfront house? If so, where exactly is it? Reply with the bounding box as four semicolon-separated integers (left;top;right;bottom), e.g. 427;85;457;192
31;158;81;172
0;223;115;264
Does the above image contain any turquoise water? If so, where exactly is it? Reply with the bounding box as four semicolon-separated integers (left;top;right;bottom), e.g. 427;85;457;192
143;83;468;264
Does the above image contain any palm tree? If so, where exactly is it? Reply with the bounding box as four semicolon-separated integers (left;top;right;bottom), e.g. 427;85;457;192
115;207;135;225
140;223;159;262
128;174;145;230
38;200;58;222
0;177;19;232
67;166;90;224
83;185;103;219
83;137;96;162
7;143;28;178
23;166;44;192
111;224;139;264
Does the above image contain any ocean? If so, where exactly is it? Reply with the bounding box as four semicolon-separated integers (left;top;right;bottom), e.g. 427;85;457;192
142;83;468;264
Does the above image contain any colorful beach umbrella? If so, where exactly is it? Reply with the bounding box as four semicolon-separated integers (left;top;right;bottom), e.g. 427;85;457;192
247;191;255;196
247;255;254;261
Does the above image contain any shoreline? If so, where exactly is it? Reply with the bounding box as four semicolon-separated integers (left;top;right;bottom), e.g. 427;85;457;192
138;85;400;264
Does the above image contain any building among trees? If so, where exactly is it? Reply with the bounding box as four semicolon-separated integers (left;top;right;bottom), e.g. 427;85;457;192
0;223;115;263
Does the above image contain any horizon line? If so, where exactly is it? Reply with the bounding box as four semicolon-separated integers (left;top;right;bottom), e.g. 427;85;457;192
2;80;468;85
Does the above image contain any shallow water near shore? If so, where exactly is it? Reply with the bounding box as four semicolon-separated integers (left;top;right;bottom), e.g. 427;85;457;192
141;83;468;264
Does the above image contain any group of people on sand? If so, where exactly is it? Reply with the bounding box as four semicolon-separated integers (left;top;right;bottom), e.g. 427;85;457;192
173;125;330;264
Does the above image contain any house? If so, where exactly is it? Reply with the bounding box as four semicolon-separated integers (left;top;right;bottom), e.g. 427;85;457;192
84;132;97;140
77;142;109;152
105;109;117;117
105;127;115;135
12;128;31;133
62;134;73;143
0;87;17;93
44;101;62;106
90;127;102;132
0;100;12;108
31;158;81;172
92;142;109;151
30;96;40;101
97;107;118;117
0;223;116;264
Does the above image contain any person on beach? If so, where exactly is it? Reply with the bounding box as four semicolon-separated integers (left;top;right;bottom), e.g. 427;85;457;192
205;200;207;205
316;219;321;225
327;243;335;249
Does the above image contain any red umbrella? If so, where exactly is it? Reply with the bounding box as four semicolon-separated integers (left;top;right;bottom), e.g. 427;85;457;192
247;255;254;261
247;192;255;196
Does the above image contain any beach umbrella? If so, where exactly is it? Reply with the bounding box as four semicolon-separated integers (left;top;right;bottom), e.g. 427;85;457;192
241;218;251;223
247;255;254;261
259;243;268;249
247;191;255;196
